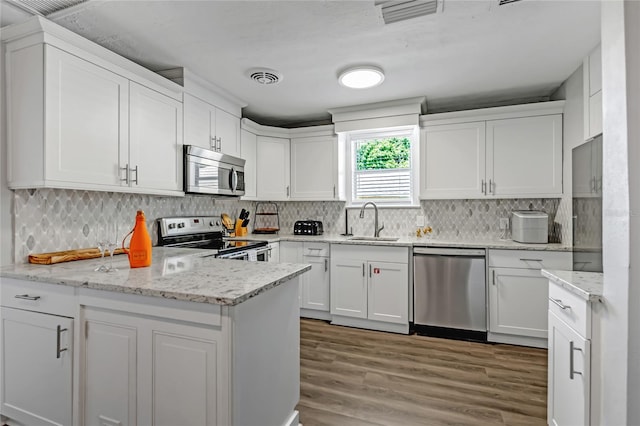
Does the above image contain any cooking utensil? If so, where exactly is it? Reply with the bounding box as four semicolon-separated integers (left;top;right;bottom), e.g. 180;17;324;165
239;209;247;220
221;213;234;230
242;218;249;227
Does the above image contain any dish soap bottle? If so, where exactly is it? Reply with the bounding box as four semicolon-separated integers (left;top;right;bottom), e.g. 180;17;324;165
122;210;152;268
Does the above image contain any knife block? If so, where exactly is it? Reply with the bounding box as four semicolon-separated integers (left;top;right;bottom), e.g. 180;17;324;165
235;219;247;237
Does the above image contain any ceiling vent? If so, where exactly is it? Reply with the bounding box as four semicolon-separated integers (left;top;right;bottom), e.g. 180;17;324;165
375;0;439;25
4;0;88;16
246;68;283;85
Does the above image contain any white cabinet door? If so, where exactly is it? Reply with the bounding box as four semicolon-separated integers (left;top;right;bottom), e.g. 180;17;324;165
267;243;280;263
184;93;214;150
301;256;330;311
83;310;137;426
129;82;183;192
256;136;290;200
152;329;218;426
487;115;562;197
548;312;590;426
367;261;408;324
1;307;73;426
240;129;258;199
489;268;549;338
290;136;337;200
330;258;366;319
45;45;128;187
215;108;240;157
420;122;486;199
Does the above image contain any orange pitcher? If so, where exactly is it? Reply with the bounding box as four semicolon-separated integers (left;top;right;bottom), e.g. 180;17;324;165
122;210;152;268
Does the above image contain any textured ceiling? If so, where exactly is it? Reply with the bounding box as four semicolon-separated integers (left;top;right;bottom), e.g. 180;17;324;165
1;0;601;127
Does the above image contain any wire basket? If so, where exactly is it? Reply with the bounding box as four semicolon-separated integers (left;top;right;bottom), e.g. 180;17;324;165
253;203;280;234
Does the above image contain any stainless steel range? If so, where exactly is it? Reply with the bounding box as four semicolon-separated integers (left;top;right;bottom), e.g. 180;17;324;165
157;216;269;261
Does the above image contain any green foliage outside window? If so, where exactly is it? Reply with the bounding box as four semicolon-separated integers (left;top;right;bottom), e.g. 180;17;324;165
355;137;410;171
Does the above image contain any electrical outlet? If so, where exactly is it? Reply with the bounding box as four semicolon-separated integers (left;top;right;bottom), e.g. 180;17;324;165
416;215;425;227
499;217;510;230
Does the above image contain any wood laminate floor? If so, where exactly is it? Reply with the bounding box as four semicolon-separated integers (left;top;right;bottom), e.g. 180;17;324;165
296;319;547;426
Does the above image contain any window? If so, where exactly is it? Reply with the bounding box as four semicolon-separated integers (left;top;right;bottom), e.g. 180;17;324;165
347;127;419;206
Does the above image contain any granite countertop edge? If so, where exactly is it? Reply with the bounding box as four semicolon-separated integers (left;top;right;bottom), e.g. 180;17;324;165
541;269;604;302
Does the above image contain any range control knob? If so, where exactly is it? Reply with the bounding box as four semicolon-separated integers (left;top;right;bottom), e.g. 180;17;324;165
168;223;176;230
209;221;215;227
177;223;185;229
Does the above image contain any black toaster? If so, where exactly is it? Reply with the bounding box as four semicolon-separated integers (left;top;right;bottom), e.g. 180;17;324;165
294;220;324;235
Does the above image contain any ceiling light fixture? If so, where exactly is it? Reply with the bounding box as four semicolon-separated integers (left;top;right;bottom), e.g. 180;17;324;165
338;66;385;89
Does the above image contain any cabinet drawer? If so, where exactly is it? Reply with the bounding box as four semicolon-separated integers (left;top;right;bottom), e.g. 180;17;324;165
548;283;590;338
0;278;76;317
303;242;330;257
489;249;572;270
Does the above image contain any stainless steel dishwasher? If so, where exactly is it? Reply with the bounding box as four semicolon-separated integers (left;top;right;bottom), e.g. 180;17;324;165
413;247;487;342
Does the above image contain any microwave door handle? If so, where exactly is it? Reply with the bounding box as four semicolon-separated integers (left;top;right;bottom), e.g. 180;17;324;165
230;168;238;192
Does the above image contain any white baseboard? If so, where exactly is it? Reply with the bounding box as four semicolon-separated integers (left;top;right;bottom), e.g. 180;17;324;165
300;308;331;321
488;332;548;348
331;315;409;334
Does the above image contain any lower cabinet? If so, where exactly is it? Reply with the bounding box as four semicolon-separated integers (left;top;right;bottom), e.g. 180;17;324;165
547;279;600;426
83;307;220;426
280;241;330;319
1;307;73;426
266;242;280;263
487;249;572;347
330;244;409;334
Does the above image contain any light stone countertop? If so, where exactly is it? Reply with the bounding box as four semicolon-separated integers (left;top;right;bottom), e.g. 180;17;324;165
542;269;604;302
233;233;572;252
0;247;311;306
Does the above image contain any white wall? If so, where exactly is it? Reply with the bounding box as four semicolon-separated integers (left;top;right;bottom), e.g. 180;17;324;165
600;1;640;424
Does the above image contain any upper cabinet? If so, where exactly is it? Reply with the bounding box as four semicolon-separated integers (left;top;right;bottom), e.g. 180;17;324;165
290;134;339;200
241;120;342;201
584;45;603;140
3;17;184;196
420;102;564;200
183;93;240;156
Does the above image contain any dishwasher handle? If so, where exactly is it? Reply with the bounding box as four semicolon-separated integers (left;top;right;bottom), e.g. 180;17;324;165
413;247;485;257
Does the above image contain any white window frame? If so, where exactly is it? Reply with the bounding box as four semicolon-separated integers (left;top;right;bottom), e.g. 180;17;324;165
345;126;420;208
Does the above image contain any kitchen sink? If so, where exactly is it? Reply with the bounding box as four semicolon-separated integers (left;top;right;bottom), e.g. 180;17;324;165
347;236;399;242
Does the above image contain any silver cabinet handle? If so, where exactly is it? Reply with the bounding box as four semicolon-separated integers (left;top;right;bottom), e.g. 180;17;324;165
131;165;139;185
210;137;216;150
369;264;372;278
549;297;571;310
333;185;336;199
492;270;496;286
569;341;583;379
481;180;486;195
286;186;290;197
325;258;328;272
56;325;68;359
362;263;365;277
519;258;543;263
216;136;222;151
489;179;494;194
120;164;130;184
15;294;41;301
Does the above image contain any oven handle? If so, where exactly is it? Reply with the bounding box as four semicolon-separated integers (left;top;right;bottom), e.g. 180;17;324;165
220;251;249;260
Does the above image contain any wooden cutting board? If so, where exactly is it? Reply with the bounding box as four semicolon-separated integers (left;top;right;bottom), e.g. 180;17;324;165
29;247;126;265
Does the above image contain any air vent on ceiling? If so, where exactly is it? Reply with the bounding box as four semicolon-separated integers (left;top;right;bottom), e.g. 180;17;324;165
5;0;88;16
246;68;283;85
375;0;439;25
498;0;522;5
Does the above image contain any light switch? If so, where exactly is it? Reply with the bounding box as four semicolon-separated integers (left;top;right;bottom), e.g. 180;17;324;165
416;215;425;227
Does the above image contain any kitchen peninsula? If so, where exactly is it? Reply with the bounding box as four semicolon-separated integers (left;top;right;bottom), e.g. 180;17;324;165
0;247;310;426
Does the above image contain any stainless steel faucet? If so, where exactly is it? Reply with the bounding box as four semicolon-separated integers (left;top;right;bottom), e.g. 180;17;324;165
359;202;384;237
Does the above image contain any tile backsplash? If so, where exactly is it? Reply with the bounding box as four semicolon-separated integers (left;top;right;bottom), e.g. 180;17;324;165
13;188;569;263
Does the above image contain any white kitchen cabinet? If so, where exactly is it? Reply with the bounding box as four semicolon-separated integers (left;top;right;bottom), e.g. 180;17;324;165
572;136;602;198
290;136;338;200
420;121;486;199
129;81;183;193
256;136;290;200
183;93;240;156
330;244;409;334
240;129;258;199
487;114;563;196
487;249;572;347
548;311;590;426
82;305;220;426
330;258;367;319
546;278;601;426
420;103;564;199
280;241;331;319
5;28;184;196
584;45;603;139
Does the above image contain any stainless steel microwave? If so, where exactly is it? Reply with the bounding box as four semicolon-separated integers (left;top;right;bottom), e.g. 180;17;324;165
184;145;245;196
